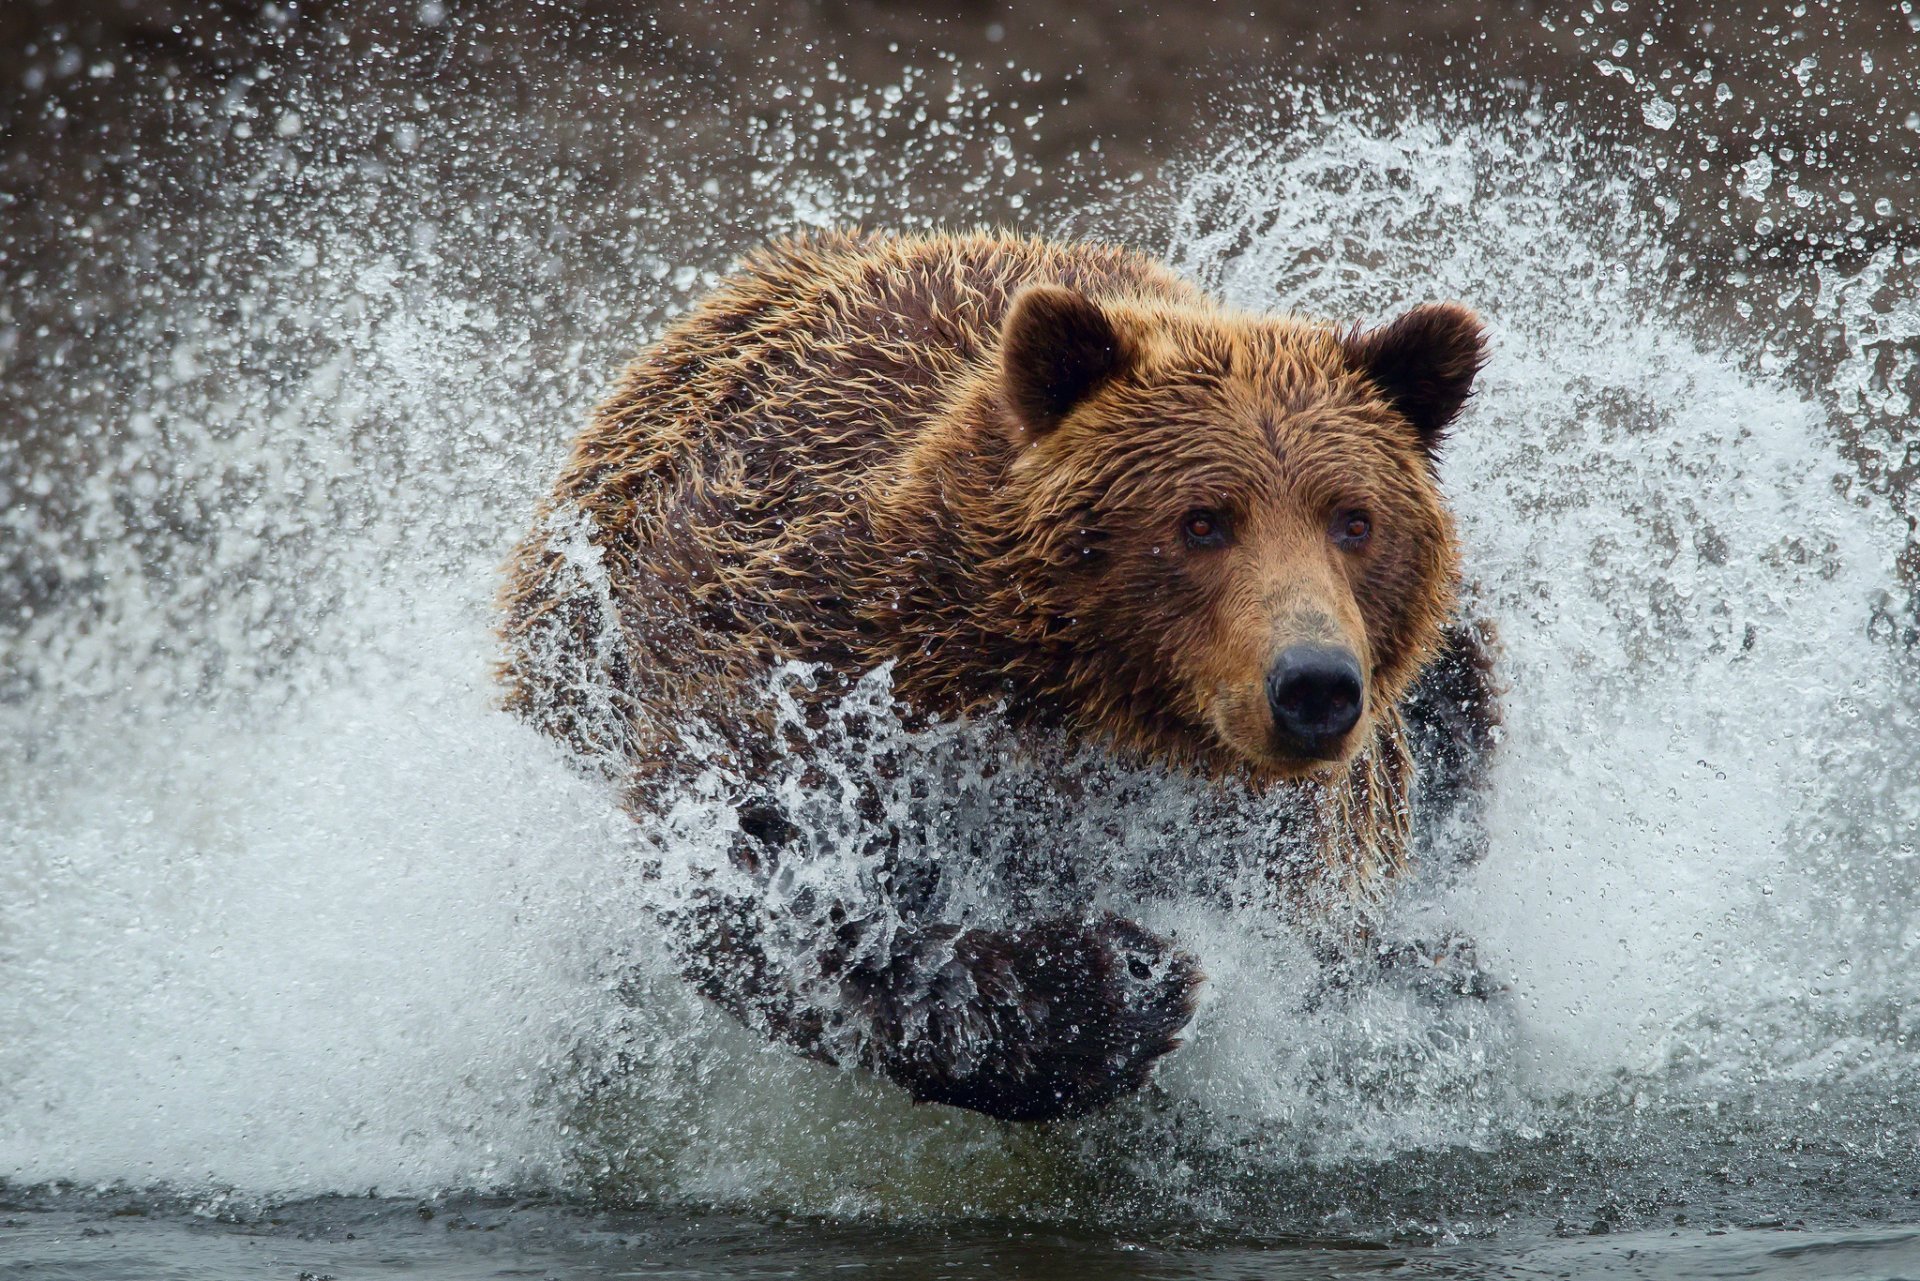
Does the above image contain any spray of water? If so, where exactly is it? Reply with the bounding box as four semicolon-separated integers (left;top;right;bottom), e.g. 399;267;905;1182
2;55;1916;1237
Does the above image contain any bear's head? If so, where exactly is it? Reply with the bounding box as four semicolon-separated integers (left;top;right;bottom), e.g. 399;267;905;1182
992;284;1485;781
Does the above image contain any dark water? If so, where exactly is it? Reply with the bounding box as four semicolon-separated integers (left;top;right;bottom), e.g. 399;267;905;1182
9;1188;1920;1280
4;3;1919;1278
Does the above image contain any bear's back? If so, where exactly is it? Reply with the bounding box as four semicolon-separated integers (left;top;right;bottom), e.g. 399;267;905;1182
557;231;1200;521
499;231;1201;752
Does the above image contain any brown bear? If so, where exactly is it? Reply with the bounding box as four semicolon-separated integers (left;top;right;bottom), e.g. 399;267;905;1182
499;229;1494;1122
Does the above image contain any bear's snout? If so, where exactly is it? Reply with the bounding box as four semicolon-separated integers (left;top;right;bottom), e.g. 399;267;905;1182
1266;644;1364;758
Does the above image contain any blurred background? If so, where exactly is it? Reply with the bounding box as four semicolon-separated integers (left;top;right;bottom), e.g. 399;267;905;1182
7;1;1918;271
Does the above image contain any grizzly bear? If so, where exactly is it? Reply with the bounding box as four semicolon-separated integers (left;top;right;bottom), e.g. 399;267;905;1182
499;229;1494;1122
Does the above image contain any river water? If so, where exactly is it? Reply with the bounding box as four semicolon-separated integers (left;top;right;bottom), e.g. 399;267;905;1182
4;10;1919;1278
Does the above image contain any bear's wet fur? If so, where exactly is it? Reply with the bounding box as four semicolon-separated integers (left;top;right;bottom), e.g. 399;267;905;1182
501;229;1493;1121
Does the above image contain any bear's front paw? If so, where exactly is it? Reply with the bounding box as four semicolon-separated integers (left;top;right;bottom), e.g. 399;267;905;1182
884;913;1202;1122
1086;913;1205;1061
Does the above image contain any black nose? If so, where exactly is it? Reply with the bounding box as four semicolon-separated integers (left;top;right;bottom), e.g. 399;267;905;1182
1267;645;1364;755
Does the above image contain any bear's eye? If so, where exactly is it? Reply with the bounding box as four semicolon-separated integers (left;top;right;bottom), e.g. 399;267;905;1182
1181;509;1230;549
1332;511;1373;549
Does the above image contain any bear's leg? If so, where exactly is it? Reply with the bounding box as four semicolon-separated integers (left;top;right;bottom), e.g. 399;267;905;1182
664;812;1202;1122
1314;617;1506;1005
1401;616;1503;865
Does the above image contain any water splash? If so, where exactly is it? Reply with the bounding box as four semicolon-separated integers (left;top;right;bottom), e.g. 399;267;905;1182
2;52;1917;1239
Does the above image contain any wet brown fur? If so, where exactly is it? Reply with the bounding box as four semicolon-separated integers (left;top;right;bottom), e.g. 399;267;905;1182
499;229;1489;1121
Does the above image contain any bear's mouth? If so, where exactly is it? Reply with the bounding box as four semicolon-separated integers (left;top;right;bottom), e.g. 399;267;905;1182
1268;726;1359;765
1259;729;1366;777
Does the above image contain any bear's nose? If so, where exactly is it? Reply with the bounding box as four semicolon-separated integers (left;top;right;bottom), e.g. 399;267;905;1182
1266;645;1364;756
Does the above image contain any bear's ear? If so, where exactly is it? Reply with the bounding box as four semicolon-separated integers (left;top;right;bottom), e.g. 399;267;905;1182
1342;303;1487;454
999;284;1135;436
